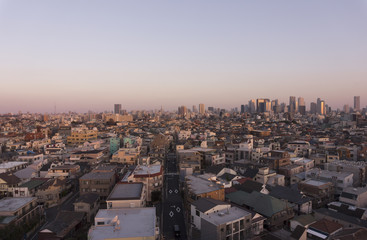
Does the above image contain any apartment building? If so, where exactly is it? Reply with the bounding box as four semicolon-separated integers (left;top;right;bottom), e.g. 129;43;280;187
79;171;116;201
67;129;98;145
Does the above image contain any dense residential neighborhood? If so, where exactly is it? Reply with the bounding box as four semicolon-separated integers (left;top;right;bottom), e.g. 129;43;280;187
0;100;367;240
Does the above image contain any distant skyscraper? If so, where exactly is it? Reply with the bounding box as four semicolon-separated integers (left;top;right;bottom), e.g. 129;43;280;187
343;104;350;113
178;105;187;117
310;102;317;114
256;98;270;113
192;105;198;113
248;99;256;113
199;103;205;115
354;96;360;111
298;97;305;115
114;104;122;114
240;104;245;114
289;96;297;113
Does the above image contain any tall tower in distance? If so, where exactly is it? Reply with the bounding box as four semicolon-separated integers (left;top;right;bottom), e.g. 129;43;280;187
354;96;360;111
199;103;205;115
289;96;297;113
114;104;122;114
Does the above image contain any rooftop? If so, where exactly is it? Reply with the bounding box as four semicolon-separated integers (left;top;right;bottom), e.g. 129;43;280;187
0;197;36;212
0;161;27;169
107;183;144;200
89;208;156;239
201;206;251;226
133;164;162;176
186;175;222;195
80;171;115;180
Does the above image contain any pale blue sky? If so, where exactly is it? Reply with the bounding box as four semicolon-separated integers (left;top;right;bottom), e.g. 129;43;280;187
0;0;366;113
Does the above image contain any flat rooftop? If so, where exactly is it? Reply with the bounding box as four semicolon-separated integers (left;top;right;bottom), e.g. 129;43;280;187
303;179;328;187
186;175;222;195
133;164;162;176
80;171;115;180
107;183;143;200
0;197;36;212
89;208;156;239
0;161;27;169
201;206;251;226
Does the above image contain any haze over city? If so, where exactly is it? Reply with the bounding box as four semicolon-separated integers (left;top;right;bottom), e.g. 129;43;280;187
1;0;367;113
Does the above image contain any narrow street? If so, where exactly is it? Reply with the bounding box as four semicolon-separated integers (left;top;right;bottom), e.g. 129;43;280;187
162;152;187;240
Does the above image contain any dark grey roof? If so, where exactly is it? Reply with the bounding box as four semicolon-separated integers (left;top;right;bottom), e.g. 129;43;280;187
107;183;143;200
328;203;365;219
75;193;99;204
205;164;225;175
192;198;228;213
268;185;311;205
242;168;258;178
41;211;85;238
315;208;367;228
219;173;236;181
233;180;263;193
291;225;306;239
40;162;52;171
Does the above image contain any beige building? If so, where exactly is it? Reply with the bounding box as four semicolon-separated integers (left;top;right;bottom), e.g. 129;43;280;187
339;186;367;208
111;147;140;165
123;165;163;202
67;129;98;145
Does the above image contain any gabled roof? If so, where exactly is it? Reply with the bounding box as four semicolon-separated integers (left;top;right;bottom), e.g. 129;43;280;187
331;228;367;240
309;218;343;234
226;191;293;218
41;211;85;238
268;185;311;204
233;179;263;193
205;165;225;175
192;197;229;213
0;173;21;185
291;225;306;239
74;193;99;205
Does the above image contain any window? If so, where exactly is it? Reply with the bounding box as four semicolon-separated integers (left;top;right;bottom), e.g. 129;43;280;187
196;210;200;217
97;222;104;225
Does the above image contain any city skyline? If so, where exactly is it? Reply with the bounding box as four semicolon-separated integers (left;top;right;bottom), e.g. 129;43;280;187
1;1;367;113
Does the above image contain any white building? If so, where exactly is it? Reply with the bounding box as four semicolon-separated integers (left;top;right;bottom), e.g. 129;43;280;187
88;208;159;240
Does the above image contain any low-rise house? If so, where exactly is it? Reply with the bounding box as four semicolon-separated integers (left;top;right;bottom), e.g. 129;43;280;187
254;167;285;186
290;214;317;232
190;197;231;230
0;173;21;197
110;147;140;165
79;170;116;201
306;169;353;194
45;164;80;179
0;197;42;227
38;211;85;240
12;178;48;197
74;193;100;223
339;186;367;208
200;206;252;240
0;161;28;173
106;183;146;209
298;179;334;208
226;190;294;231
88;208;159;240
307;218;343;239
123;164;163;202
70;149;105;165
268;185;313;215
36;178;70;207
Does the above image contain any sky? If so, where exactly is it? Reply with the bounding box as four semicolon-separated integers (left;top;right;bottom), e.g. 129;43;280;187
0;0;367;113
